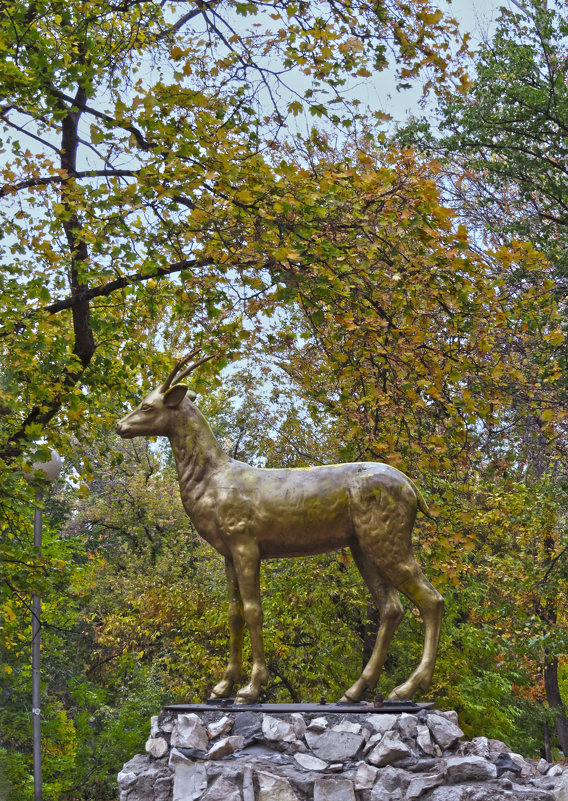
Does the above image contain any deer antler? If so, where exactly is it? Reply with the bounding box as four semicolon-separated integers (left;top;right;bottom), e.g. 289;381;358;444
161;349;200;392
176;354;214;383
161;350;213;392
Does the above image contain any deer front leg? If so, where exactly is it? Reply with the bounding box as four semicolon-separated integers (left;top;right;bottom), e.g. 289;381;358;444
209;557;244;700
233;546;268;705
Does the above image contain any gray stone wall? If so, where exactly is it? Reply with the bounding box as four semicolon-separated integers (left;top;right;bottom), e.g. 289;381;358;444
118;707;568;800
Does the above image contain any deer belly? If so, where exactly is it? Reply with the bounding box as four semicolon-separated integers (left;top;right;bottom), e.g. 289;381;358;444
215;479;353;558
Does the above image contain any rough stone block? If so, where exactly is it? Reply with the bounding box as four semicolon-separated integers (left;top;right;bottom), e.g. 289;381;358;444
207;736;245;759
242;766;254;801
396;713;418;741
233;711;263;741
427;714;464;751
365;714;398;734
507;752;533;778
257;770;300;801
313;776;356;801
354;762;378;790
417;724;436;756
170;714;209;751
553;771;568;801
262;714;296;743
172;761;207;801
305;729;365;762
444;755;497;783
406;771;444;799
145;737;169;759
307;716;329;731
370;765;410;800
332;721;362;735
294;753;328;771
290;713;307;738
367;731;412;767
154;776;173;801
117;769;138;791
201;776;242;801
207;715;234;739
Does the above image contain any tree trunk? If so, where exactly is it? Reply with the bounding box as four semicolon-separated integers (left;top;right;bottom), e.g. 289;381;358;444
544;655;568;757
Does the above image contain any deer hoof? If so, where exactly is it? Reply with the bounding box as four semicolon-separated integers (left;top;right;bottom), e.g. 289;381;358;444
210;680;235;700
235;683;260;705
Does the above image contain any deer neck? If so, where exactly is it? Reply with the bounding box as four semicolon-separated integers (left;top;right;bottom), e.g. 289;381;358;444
168;403;228;495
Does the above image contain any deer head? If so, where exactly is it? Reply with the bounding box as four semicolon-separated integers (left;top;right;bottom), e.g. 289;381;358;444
116;350;213;439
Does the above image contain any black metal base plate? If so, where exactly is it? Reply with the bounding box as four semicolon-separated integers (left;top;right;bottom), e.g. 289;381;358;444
164;700;434;714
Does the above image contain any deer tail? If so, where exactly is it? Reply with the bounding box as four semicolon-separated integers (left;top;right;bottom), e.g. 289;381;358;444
408;478;430;516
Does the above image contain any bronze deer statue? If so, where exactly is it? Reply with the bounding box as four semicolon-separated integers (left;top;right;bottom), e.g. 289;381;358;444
116;352;443;704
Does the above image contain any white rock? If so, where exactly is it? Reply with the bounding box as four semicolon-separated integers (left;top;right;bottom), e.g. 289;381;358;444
170;713;209;751
262;714;296;742
332;721;362;735
172;761;207;801
159;715;174;733
487;737;512;758
406;772;444;799
243;766;254;801
155;776;173;801
417;724;436;755
444;755;497;783
509;752;534;778
294;752;328;771
364;732;383;754
537;758;550;774
207;715;234;739
150;715;160;738
548;764;563;777
169;748;190;767
313;777;356;801
438;710;459;726
145;737;169;759
365;713;398;734
370;765;410;800
460;736;490;759
396;713;418;740
554;770;568;801
354;762;379;790
290;713;307;737
305;729;365;762
257;770;299;801
202;776;242;801
367;731;412;767
117;770;137;789
207;735;245;759
307;716;329;731
427;714;464;750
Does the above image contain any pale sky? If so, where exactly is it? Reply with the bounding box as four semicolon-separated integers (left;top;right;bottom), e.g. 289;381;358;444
367;0;504;123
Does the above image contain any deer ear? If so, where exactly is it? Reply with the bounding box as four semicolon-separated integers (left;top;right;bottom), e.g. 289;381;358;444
163;384;188;408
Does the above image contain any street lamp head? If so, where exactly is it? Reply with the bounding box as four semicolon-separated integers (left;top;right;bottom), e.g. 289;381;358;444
24;449;62;483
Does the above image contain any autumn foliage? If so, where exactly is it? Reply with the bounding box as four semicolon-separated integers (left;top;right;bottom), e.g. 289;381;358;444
2;0;568;798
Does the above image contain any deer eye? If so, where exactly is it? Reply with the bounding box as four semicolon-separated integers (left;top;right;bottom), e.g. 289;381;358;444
140;403;152;412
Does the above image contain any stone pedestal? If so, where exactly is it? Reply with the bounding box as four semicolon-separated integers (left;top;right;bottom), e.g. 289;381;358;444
118;706;565;801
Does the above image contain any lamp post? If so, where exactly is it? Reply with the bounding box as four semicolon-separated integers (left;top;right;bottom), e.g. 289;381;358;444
25;449;62;801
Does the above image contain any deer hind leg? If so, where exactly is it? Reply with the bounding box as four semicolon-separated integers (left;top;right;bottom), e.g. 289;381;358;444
339;542;404;703
232;546;269;705
210;557;245;700
386;558;444;700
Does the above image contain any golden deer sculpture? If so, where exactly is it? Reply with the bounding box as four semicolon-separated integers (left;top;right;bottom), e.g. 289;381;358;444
116;352;443;704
